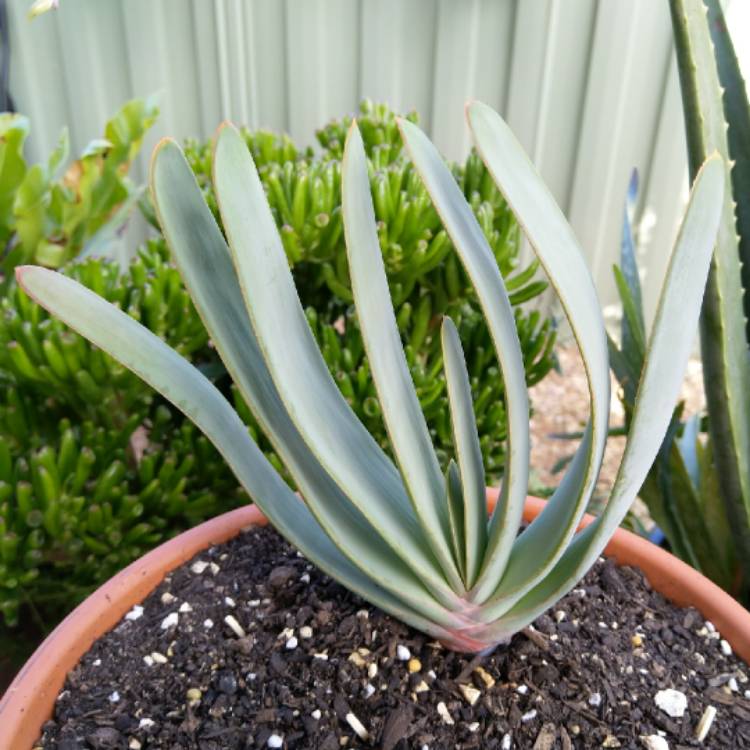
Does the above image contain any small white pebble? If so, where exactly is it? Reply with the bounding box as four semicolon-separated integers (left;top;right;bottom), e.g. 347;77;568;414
572;588;586;597
346;712;370;740
190;560;209;574
142;655;154;667
279;627;295;640
128;739;142;750
300;573;310;583
598;621;608;629
467;722;480;732
368;662;378;679
160;592;176;604
125;605;144;621
224;614;246;638
695;705;717;742
311;709;322;720
248;599;261;606
706;620;716;633
300;625;313;639
554;610;566;622
209;562;220;575
428;669;437;680
414;680;429;693
516;684;528;695
720;639;732;656
108;691;120;703
314;652;329;660
501;734;512;750
459;684;481;705
421;745;429;750
436;701;454;725
286;636;298;650
589;692;602;707
521;709;537;722
151;652;167;664
639;735;669;750
654;688;687;718
138;718;155;730
92;659;101;667
160;612;179;630
247;672;257;681
745;689;750;699
224;596;236;608
396;645;411;661
203;618;214;629
267;735;283;749
356;609;369;619
364;683;376;698
178;602;192;613
728;677;739;692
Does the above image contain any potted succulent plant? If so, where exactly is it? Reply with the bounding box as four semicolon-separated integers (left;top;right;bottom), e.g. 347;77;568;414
2;102;749;749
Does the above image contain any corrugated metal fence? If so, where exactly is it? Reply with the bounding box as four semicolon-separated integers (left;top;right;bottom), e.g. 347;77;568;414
7;0;750;323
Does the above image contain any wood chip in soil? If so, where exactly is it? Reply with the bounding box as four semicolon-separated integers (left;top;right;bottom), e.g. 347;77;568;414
37;526;750;749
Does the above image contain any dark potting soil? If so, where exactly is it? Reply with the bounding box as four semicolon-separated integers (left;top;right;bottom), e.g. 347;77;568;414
37;526;750;750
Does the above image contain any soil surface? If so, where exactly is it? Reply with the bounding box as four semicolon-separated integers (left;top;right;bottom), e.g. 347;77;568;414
38;526;749;749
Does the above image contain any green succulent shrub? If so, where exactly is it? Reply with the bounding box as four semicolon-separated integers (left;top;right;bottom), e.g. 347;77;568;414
175;100;556;474
610;0;750;603
0;101;556;633
0;97;158;286
0;237;245;626
0;404;242;626
180;100;545;316
0;239;211;428
19;100;722;649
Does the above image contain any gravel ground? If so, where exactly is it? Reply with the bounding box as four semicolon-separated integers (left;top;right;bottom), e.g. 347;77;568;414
528;345;706;506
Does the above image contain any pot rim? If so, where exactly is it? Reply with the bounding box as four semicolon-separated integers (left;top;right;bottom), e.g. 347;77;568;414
1;492;749;749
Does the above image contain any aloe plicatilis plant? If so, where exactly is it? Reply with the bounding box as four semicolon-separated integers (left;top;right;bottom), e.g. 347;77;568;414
16;102;723;651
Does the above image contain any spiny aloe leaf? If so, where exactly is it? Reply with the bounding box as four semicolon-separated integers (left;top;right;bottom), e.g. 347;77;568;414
462;101;609;617
671;0;750;582
211;124;464;603
494;153;725;633
14;265;456;639
150;138;456;620
441;316;488;586
398;117;530;601
704;0;750;343
340;122;462;591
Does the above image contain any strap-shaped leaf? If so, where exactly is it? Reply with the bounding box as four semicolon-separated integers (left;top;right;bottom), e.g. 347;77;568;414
441;316;488;586
398;117;530;601
150;139;456;621
211;124;462;604
491;154;725;633
445;460;466;581
463;101;610;618
340;123;462;591
15;266;457;639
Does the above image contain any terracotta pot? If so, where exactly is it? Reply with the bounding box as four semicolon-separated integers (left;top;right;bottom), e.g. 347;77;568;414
2;491;750;750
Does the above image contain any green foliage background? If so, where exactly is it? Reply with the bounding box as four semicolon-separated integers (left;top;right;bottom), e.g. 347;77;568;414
0;100;556;640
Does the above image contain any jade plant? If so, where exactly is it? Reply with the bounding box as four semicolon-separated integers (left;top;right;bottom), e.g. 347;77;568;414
0;404;242;626
171;101;557;476
17;103;723;650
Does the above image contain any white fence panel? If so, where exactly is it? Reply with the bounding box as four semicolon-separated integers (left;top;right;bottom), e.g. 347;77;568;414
6;0;749;323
